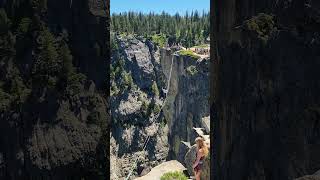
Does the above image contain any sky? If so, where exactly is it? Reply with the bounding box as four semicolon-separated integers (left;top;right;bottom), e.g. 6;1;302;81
111;0;210;15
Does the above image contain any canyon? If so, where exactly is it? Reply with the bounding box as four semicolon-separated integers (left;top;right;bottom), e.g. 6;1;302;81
110;35;210;179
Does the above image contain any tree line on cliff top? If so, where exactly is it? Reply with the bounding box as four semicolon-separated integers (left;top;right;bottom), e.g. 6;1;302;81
111;11;210;48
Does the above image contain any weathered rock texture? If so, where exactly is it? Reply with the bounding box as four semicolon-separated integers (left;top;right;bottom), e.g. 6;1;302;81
110;36;210;179
135;160;186;180
212;0;320;179
0;0;108;179
160;49;210;163
295;170;320;180
47;0;108;88
110;36;169;179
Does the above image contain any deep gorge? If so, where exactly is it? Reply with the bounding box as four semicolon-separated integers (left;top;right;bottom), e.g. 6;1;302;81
110;36;210;179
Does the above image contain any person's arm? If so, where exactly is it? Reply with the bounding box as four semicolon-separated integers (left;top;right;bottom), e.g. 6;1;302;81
192;150;203;169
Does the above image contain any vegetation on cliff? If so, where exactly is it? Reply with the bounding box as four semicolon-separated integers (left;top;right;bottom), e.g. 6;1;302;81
178;50;200;59
160;171;188;180
243;13;276;44
0;0;107;178
186;65;198;76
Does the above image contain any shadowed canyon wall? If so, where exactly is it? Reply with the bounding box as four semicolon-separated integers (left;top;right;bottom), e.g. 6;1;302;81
0;0;108;179
211;0;320;180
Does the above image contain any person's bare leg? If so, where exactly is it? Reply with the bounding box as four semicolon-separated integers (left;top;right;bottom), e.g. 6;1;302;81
196;170;201;180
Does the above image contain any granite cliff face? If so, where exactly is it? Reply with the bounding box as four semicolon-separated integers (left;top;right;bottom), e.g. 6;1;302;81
160;48;210;162
212;0;320;179
47;0;108;88
0;0;108;179
110;36;169;179
110;36;210;179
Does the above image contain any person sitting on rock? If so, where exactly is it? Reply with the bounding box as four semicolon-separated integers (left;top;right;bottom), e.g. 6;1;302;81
192;137;209;180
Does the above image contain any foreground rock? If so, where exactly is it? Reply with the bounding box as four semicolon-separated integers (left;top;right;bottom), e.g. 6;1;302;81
135;160;186;180
295;170;320;180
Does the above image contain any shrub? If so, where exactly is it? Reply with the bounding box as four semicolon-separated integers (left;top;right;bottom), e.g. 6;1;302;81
38;28;58;63
192;44;209;48
152;34;167;48
243;13;275;44
0;89;11;111
32;0;48;13
160;117;167;128
153;104;161;115
160;171;188;180
110;64;115;80
151;81;160;97
17;18;32;35
141;100;149;117
32;28;60;86
122;71;133;89
110;83;119;96
0;9;11;33
178;50;200;59
186;65;198;76
47;76;57;88
65;73;86;96
8;68;31;103
59;42;74;77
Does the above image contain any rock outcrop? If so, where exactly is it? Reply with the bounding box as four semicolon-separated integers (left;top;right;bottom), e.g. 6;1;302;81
212;0;320;179
295;170;320;180
135;160;187;180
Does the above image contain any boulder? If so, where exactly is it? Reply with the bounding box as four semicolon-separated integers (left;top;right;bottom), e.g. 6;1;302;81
295;170;320;180
135;160;186;180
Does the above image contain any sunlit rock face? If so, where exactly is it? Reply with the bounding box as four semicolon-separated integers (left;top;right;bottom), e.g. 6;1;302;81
110;36;210;179
160;49;210;162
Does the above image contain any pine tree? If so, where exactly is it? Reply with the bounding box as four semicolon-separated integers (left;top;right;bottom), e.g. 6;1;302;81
111;11;210;48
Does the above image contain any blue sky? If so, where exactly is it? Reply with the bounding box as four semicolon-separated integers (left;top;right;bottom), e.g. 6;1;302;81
111;0;210;15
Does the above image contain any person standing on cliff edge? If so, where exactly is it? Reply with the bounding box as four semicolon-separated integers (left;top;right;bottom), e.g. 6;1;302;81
192;137;209;180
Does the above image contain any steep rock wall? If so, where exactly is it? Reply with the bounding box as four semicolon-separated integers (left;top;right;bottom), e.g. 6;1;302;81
46;0;108;88
110;37;168;179
212;0;320;179
160;49;210;162
0;0;108;179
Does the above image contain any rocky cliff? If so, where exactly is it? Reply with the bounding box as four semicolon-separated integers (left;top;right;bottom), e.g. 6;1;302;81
160;48;210;162
212;0;320;179
0;0;108;179
110;36;169;179
110;36;210;179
